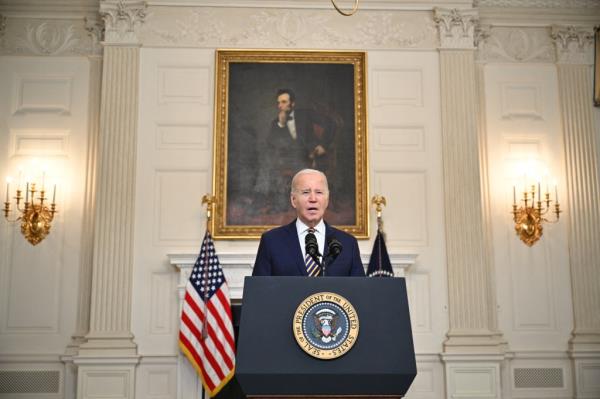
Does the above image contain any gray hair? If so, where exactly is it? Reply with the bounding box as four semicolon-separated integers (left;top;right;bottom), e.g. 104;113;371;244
290;169;329;194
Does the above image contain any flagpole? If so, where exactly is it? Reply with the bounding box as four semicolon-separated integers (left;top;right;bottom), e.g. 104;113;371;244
371;194;387;234
201;194;215;343
201;194;215;399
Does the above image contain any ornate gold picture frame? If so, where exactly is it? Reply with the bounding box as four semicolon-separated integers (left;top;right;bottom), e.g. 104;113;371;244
211;50;368;239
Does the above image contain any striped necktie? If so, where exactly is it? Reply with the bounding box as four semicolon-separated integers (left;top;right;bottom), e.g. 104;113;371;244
305;229;321;277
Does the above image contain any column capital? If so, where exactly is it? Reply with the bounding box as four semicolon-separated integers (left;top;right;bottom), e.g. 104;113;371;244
551;25;595;65
100;0;147;45
433;8;479;50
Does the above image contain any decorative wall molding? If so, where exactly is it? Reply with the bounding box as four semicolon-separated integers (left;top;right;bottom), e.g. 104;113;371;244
477;26;555;63
476;0;600;8
142;7;437;49
551;25;595;65
434;8;478;49
0;17;102;56
100;0;147;45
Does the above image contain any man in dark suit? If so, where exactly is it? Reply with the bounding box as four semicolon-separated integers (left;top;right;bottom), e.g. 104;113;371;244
254;89;336;212
252;169;365;277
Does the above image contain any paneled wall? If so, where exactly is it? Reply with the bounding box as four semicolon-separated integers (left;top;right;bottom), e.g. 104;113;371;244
0;55;91;397
134;46;448;398
483;63;574;398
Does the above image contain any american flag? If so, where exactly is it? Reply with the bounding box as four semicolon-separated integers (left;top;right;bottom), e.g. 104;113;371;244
179;231;235;397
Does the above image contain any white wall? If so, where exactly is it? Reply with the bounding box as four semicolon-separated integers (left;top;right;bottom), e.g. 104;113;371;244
133;45;449;398
0;55;91;397
483;63;574;398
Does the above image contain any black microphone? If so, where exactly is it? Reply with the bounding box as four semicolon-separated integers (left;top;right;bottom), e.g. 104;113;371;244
327;238;343;260
322;237;343;277
305;232;322;263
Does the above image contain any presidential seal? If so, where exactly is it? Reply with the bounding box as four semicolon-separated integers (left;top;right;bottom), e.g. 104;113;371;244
292;292;359;360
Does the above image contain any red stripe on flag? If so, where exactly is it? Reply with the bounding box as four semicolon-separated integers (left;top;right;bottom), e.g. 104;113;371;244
207;295;235;348
185;291;207;323
203;316;234;370
197;333;226;381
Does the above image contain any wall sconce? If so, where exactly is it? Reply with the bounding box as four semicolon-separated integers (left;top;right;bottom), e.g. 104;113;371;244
511;182;561;246
3;173;58;246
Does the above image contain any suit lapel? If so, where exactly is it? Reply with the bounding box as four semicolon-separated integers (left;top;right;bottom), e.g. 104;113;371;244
285;220;308;276
324;222;332;259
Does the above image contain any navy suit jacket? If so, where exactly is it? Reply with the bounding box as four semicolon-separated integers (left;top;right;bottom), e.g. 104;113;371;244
252;220;365;277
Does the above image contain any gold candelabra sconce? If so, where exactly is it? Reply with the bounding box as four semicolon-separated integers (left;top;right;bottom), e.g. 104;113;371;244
512;182;561;247
4;175;58;246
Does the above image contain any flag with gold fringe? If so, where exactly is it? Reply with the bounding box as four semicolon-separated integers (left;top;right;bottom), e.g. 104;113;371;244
179;230;235;397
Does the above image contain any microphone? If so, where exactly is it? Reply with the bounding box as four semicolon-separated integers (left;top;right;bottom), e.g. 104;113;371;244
322;237;343;277
327;238;343;259
305;232;322;263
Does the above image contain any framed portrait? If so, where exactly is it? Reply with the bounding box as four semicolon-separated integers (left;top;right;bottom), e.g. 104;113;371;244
211;50;369;239
595;26;600;106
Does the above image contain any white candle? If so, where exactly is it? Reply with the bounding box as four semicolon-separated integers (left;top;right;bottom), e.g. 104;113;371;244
538;182;541;201
52;184;56;203
555;184;558;203
513;185;516;204
25;182;29;202
5;182;8;202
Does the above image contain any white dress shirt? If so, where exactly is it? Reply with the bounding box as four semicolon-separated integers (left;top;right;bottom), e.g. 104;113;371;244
277;110;297;140
296;218;325;261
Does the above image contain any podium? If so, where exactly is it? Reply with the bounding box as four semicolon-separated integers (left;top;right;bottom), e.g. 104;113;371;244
236;277;416;398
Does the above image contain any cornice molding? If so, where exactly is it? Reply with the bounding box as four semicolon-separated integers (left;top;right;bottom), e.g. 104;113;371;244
0;15;103;56
145;0;472;10
141;7;438;49
434;7;479;49
100;0;147;45
477;0;600;8
551;24;595;65
479;7;600;27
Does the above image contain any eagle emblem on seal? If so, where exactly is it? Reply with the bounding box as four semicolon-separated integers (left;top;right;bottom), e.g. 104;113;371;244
311;308;343;343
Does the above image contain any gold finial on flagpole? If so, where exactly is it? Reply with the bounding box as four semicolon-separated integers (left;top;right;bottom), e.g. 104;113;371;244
371;195;387;233
202;194;215;224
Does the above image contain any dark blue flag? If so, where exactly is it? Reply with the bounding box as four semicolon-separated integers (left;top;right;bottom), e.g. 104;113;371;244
366;230;394;277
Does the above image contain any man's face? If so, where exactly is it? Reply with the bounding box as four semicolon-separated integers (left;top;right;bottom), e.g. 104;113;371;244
277;93;294;113
290;172;329;227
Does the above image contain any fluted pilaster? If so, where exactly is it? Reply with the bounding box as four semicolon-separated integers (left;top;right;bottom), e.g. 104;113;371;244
74;6;144;399
78;45;139;356
552;24;600;399
440;50;500;350
552;26;600;351
434;9;501;353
